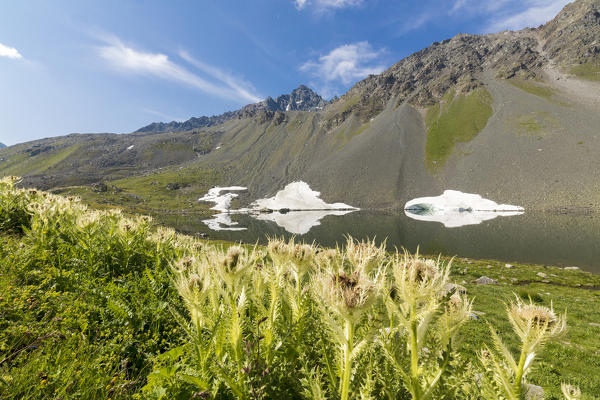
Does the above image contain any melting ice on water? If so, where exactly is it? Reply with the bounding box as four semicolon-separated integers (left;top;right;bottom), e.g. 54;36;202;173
404;190;524;228
199;182;358;233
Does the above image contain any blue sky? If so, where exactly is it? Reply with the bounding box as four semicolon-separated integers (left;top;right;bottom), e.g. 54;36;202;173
0;0;572;145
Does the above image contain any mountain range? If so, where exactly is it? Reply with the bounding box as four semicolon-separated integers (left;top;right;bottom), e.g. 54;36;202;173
1;0;599;212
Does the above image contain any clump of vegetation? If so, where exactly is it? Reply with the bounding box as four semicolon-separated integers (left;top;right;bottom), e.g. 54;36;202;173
508;79;558;101
0;177;593;399
425;88;493;171
570;62;600;81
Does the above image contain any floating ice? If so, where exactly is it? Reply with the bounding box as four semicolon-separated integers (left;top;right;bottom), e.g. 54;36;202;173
199;186;247;212
404;190;524;228
251;181;357;211
199;181;358;233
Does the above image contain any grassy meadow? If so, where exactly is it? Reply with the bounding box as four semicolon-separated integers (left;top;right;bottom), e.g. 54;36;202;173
1;176;599;399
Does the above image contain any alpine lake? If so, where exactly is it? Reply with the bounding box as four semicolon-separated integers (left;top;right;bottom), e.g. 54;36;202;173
156;209;600;274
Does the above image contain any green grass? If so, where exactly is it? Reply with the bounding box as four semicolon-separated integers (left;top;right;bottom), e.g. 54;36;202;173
58;165;222;215
571;62;600;81
1;179;600;399
506;112;562;137
425;88;493;171
508;79;558;100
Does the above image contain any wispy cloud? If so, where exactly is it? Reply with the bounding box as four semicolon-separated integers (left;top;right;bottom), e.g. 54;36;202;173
300;41;386;97
140;107;185;123
0;42;23;59
450;0;573;32
486;0;573;32
294;0;363;12
178;51;261;104
97;34;261;104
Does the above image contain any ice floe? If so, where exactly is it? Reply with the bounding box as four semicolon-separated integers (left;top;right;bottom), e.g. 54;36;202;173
198;186;247;212
251;181;357;211
404;190;524;228
198;181;358;233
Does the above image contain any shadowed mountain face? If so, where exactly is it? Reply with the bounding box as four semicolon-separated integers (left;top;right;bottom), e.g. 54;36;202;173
1;0;599;212
0;143;5;149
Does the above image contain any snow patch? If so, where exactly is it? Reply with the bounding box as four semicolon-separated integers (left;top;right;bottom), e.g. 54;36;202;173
198;181;358;233
126;145;135;150
404;190;524;228
252;181;356;211
199;186;247;212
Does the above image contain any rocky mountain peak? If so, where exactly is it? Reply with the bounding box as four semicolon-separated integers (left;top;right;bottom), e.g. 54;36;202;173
0;143;6;149
135;85;325;133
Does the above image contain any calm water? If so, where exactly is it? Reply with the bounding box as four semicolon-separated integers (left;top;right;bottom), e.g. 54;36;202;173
157;210;600;274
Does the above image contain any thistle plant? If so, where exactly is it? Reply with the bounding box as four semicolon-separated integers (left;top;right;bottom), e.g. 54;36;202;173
561;383;581;400
380;251;471;400
312;254;382;400
344;236;387;276
480;297;566;400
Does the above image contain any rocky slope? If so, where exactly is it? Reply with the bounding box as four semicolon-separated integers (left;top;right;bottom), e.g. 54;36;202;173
136;85;326;133
1;0;599;212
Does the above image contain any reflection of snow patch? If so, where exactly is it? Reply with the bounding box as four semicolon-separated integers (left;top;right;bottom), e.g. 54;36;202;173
202;213;246;231
404;190;523;228
199;186;247;212
255;210;355;235
126;145;134;150
252;181;357;211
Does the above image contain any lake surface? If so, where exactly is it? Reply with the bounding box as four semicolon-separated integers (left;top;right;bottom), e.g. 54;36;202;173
157;210;600;274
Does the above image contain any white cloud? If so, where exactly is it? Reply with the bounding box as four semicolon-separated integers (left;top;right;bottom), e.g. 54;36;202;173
486;0;573;32
449;0;573;32
295;0;363;11
0;42;23;59
300;42;386;95
97;35;261;104
178;51;260;104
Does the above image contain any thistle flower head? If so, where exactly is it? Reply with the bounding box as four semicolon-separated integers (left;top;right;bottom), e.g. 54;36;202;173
267;237;315;276
561;383;581;400
508;297;566;350
344;236;387;274
221;246;243;271
390;251;449;307
314;248;342;271
316;268;379;323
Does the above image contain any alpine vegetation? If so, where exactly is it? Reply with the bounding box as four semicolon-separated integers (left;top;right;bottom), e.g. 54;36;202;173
0;177;585;399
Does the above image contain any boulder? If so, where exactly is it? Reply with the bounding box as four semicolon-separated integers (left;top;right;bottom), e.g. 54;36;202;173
91;182;108;193
525;384;544;400
475;276;498;285
443;283;467;296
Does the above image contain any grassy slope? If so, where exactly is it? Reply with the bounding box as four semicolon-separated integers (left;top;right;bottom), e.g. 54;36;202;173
508;79;558;100
451;258;600;399
424;88;493;171
571;62;600;81
56;165;222;214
